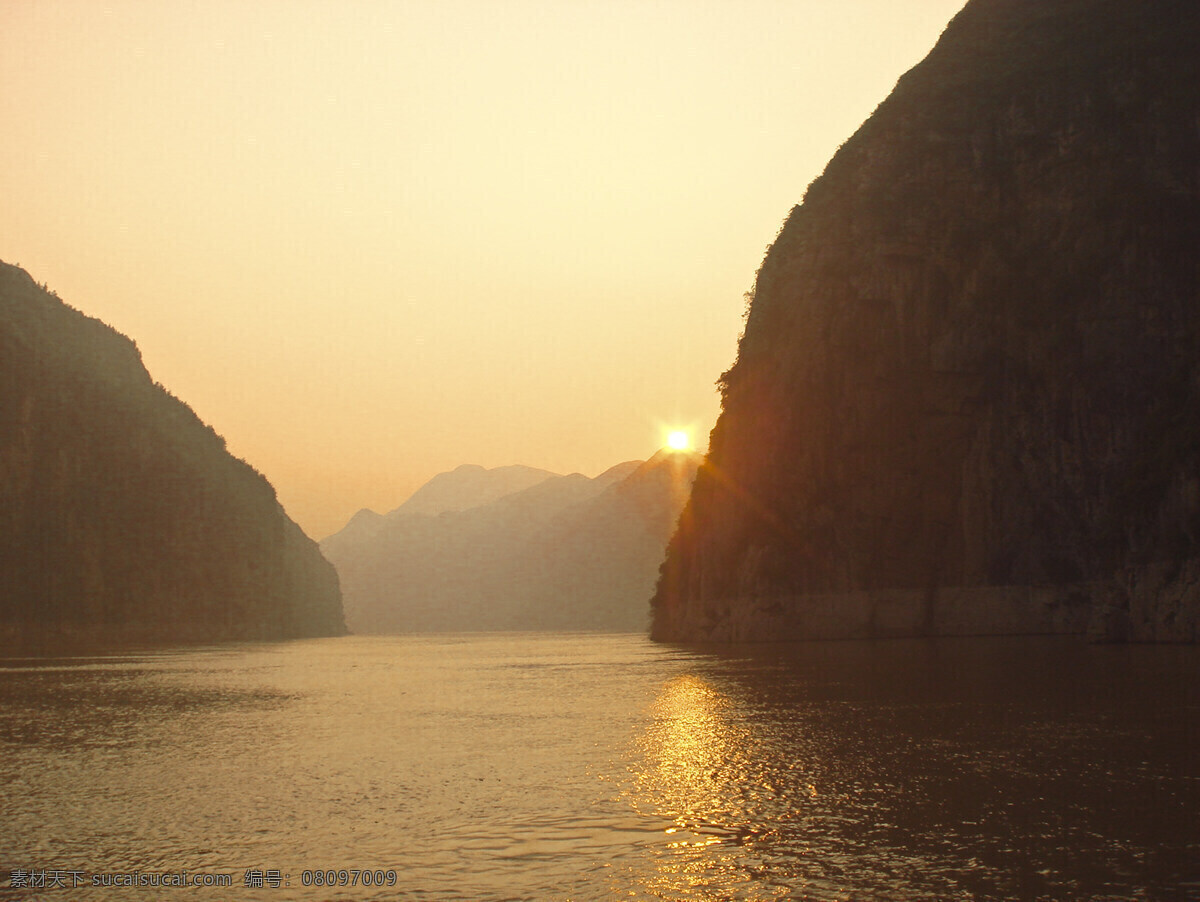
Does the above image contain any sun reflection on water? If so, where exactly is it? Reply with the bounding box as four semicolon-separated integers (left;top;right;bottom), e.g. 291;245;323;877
639;675;740;819
627;673;797;900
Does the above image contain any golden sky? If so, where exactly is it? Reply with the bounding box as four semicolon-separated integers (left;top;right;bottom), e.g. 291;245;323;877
1;0;964;539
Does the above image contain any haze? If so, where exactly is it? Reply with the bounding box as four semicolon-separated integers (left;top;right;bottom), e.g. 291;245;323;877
0;0;963;539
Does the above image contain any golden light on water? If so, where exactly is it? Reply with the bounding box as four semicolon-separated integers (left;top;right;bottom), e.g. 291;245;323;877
635;674;751;846
630;674;771;898
643;675;730;802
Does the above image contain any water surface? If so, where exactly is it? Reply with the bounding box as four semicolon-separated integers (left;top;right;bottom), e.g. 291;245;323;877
0;634;1197;900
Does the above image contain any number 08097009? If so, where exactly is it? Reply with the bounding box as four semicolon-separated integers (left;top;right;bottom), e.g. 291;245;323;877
300;869;397;887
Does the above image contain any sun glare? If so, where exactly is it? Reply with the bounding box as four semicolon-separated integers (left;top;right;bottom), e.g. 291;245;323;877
667;430;691;451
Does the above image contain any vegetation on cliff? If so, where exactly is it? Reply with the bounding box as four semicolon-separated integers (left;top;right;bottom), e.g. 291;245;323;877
0;261;345;646
653;0;1200;642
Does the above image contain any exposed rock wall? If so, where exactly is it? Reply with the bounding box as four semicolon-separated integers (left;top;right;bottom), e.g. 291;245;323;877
0;262;345;647
652;0;1200;643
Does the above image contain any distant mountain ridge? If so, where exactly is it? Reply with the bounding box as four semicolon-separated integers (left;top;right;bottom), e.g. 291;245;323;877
322;451;700;632
0;261;346;646
320;463;559;556
388;463;558;517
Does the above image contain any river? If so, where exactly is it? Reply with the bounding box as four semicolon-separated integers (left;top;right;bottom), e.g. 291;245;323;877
1;633;1196;900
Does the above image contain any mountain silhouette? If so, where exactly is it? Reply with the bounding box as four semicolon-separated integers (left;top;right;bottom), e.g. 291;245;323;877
0;261;345;647
320;463;558;556
387;463;559;518
323;451;699;632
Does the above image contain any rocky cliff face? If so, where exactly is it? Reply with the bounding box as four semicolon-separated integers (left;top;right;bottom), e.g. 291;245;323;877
653;0;1200;643
0;262;346;647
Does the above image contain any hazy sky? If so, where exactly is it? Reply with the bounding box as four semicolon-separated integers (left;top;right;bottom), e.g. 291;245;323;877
1;0;965;539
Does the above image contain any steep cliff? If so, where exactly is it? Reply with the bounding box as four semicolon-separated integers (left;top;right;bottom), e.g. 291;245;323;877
0;262;346;646
653;0;1200;643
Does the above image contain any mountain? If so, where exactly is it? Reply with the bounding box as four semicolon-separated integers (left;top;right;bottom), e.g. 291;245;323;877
652;0;1200;643
386;463;558;517
319;507;389;557
319;464;559;557
522;451;702;629
590;459;644;490
0;261;346;647
323;452;699;632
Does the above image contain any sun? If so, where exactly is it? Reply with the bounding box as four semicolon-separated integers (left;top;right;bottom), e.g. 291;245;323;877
666;430;691;451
